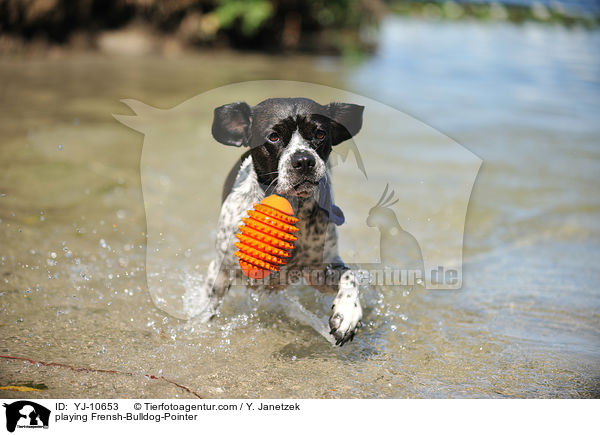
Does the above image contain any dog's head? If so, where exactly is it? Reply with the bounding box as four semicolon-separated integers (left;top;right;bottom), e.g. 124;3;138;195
212;97;364;197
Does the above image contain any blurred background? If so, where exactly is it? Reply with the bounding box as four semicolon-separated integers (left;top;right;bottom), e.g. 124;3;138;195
1;1;599;398
0;0;598;55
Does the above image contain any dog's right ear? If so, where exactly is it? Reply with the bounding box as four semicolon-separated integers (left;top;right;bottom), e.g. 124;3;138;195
212;102;252;147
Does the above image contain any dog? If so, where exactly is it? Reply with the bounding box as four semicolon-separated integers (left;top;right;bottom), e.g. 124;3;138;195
200;97;364;346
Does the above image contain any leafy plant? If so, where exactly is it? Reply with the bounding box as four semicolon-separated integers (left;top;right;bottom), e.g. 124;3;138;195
214;0;274;36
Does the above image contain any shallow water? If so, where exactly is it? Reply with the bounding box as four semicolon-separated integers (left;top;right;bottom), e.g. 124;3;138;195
1;17;599;398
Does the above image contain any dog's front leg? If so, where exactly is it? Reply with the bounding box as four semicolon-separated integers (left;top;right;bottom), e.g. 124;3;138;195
328;267;363;346
203;257;232;319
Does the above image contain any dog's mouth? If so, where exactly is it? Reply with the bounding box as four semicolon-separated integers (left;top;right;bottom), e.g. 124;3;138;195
291;179;319;197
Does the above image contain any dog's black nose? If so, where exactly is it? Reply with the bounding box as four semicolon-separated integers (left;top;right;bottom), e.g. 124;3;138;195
291;151;316;174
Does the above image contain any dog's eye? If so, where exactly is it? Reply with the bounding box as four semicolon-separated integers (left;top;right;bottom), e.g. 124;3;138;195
315;130;326;140
267;132;280;142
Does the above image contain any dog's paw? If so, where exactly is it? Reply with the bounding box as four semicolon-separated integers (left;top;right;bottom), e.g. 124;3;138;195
329;274;362;346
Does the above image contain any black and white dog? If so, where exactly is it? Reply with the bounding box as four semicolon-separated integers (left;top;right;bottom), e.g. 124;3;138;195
202;97;364;346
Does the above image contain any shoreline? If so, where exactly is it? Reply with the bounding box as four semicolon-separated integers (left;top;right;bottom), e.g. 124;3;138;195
1;1;598;58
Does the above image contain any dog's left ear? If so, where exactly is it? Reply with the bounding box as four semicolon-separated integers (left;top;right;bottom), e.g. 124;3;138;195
327;102;364;145
212;101;252;147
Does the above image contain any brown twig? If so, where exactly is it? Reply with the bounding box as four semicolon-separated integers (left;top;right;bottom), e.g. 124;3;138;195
0;354;203;399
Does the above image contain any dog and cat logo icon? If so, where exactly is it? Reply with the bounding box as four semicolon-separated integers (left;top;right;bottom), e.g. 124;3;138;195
2;401;50;432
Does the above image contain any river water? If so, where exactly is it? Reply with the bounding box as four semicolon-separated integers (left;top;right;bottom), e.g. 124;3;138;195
1;17;599;398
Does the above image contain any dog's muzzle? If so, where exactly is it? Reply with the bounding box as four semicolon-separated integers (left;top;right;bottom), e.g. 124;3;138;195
288;151;320;197
277;144;325;198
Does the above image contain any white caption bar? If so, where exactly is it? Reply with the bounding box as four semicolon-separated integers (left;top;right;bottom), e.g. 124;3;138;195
0;399;595;434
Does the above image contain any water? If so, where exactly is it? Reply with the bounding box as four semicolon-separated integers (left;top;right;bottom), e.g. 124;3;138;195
491;0;600;17
1;17;599;398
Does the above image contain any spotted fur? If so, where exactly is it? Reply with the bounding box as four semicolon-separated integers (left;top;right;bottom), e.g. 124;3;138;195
200;97;364;346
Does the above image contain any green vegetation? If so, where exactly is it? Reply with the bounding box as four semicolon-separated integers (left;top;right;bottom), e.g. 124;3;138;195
0;1;597;55
214;0;275;36
0;0;384;54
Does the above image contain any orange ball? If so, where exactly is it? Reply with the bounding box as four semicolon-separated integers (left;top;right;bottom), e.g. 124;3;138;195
234;195;298;279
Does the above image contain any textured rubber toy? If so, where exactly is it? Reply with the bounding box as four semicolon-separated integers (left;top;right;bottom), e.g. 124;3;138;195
234;195;299;279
